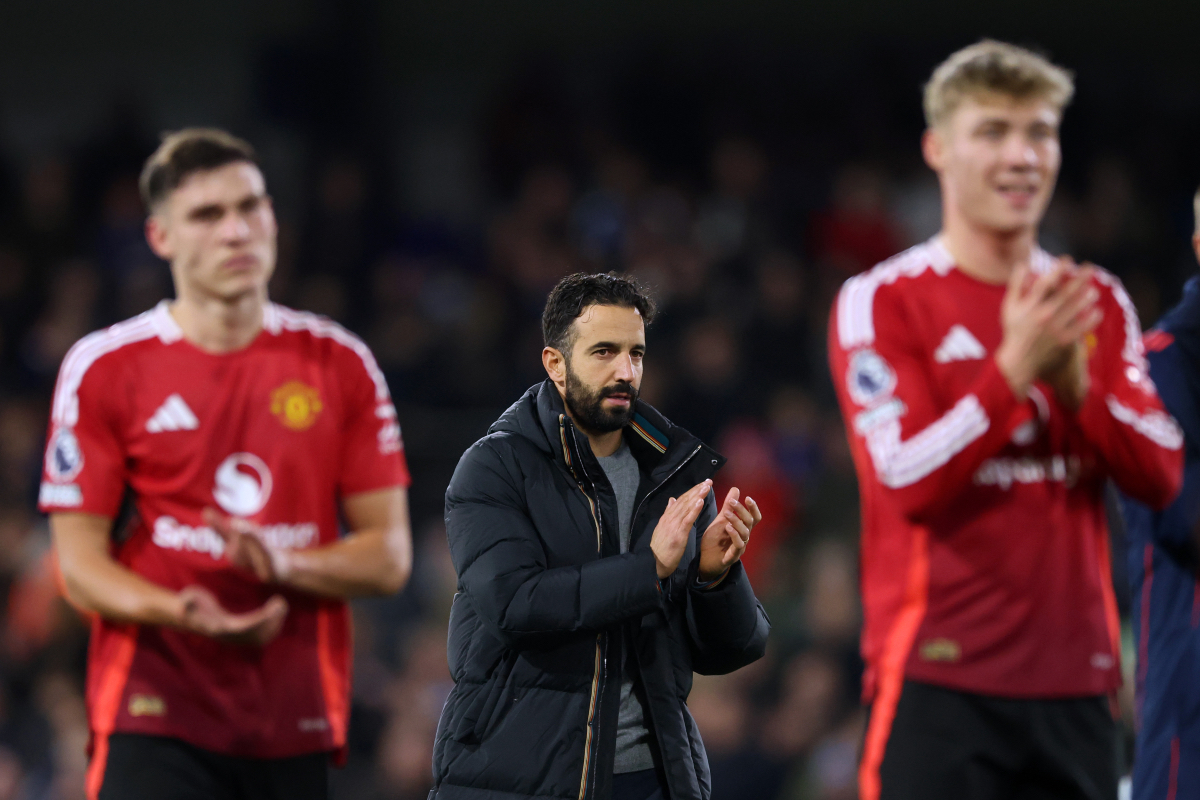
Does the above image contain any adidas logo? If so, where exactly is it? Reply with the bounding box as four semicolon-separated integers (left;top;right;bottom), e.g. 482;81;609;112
146;394;199;433
934;325;986;364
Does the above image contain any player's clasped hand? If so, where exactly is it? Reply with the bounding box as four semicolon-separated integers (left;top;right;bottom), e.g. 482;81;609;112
203;507;293;583
996;257;1103;400
699;487;762;582
177;585;288;647
651;479;712;579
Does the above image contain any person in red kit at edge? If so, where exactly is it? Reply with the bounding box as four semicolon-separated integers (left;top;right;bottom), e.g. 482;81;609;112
828;42;1184;800
37;129;414;800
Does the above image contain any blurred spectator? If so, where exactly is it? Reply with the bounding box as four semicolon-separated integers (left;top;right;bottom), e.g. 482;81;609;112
572;147;647;269
94;175;146;265
745;251;816;389
304;156;373;278
374;626;451;800
1069;157;1154;274
801;540;860;655
691;669;790;800
761;651;843;762
14;158;77;270
20;261;100;382
694;137;771;265
713;420;797;590
766;386;824;496
0;401;45;507
669;316;745;442
489;164;578;311
810;163;903;276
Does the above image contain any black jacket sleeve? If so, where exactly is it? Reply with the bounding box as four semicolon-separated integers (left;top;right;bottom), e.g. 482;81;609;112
684;495;771;675
446;437;664;649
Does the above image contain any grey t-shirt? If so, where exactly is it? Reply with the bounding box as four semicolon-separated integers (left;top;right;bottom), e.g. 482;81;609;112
596;438;655;774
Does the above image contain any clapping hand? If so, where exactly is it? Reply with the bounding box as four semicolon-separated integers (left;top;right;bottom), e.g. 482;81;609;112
651;480;712;579
698;487;761;582
996;257;1101;401
204;507;292;584
177;585;288;646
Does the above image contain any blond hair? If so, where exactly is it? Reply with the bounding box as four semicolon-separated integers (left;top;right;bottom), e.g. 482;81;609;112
924;40;1074;129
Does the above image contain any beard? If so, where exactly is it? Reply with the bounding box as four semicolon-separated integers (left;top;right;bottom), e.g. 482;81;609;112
564;366;639;435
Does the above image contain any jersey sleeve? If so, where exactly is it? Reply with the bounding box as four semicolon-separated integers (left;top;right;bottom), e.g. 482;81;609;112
38;349;127;518
1076;275;1184;509
829;283;1035;522
335;339;411;498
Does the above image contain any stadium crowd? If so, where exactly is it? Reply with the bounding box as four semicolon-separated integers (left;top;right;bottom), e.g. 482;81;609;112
0;42;1195;800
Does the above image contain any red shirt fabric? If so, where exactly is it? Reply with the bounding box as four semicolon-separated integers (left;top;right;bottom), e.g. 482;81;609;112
828;238;1183;702
39;301;410;762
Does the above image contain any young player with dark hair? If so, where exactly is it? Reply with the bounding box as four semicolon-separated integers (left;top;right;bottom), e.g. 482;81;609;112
40;128;414;800
828;42;1184;799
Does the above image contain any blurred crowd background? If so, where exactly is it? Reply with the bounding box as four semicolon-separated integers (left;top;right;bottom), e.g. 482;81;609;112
0;1;1199;798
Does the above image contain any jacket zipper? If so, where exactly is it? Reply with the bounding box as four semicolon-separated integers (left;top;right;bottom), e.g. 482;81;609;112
561;417;605;800
618;442;704;800
563;424;704;800
631;443;705;535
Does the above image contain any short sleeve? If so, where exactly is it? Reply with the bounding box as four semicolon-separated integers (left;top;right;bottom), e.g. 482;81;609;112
335;341;411;497
38;358;127;518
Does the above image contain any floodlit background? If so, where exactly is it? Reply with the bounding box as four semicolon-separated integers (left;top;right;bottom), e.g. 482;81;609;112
0;1;1197;797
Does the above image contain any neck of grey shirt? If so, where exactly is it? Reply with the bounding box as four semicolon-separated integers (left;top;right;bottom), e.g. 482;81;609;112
596;436;656;774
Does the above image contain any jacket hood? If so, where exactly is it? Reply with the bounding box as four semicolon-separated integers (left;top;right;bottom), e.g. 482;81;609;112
487;381;556;454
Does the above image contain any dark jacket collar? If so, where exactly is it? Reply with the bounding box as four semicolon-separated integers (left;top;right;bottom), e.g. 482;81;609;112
488;380;725;482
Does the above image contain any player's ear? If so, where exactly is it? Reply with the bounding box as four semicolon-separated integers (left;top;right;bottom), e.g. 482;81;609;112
543;347;567;387
1192;232;1200;266
922;127;944;171
145;214;173;261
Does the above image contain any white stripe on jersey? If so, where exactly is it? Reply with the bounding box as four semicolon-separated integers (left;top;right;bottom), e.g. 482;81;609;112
51;309;168;427
836;238;955;350
836;237;1061;351
270;305;392;402
1105;397;1183;450
864;394;991;488
52;302;392;432
1092;269;1147;371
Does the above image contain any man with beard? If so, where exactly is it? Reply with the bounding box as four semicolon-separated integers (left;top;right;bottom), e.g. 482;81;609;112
430;273;770;800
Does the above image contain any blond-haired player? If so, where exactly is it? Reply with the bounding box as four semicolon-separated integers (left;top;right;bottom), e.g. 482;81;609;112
829;41;1183;799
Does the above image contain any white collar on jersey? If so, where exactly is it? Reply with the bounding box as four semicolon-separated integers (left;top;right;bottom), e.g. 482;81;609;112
151;301;183;343
929;235;1057;276
151;300;283;343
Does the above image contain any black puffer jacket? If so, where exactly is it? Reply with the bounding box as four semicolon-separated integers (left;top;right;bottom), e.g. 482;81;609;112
430;381;770;800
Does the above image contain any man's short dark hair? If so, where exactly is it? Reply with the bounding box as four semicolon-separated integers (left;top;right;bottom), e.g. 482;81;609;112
139;128;258;211
542;273;657;354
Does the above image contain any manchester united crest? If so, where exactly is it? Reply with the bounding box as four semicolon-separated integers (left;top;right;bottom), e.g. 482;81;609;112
270;381;323;430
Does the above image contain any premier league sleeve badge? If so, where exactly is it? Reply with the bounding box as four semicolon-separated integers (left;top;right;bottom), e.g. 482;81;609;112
46;427;84;483
847;348;897;408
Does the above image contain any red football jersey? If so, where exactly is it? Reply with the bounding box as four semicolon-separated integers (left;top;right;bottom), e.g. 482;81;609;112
38;302;410;780
829;238;1183;706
